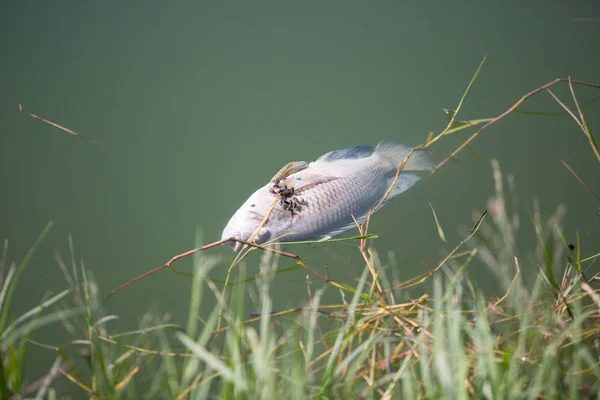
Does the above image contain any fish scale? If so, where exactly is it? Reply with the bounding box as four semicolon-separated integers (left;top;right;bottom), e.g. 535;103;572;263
221;140;434;251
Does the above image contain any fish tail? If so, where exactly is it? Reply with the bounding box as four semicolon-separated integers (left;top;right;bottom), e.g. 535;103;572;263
374;140;434;171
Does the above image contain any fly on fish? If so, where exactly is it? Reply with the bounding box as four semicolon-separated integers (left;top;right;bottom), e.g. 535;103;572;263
221;140;434;251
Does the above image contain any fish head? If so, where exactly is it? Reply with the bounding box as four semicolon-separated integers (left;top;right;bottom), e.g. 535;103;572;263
221;187;274;251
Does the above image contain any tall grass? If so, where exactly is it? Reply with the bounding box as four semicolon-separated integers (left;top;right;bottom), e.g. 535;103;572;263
2;157;599;398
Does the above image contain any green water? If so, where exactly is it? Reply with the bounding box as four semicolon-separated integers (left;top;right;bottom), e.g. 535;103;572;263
1;0;599;387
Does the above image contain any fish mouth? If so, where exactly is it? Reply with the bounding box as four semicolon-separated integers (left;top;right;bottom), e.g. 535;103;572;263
224;228;270;252
223;233;243;252
232;240;243;252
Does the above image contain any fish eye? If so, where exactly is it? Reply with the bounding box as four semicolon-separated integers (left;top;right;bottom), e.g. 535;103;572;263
250;204;256;207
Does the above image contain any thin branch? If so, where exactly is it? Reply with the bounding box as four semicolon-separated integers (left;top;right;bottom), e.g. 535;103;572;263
568;77;600;161
560;160;600;201
433;78;600;171
18;104;99;145
107;235;346;300
546;89;585;131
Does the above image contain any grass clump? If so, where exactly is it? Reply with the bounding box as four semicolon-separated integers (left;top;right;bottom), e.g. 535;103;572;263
3;157;599;398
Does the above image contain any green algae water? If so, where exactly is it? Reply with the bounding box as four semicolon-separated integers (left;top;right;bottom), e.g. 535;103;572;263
0;1;598;390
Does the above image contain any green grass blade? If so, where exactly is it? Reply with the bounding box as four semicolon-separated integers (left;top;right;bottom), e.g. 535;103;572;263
34;356;61;400
186;256;217;339
0;290;70;342
320;265;369;393
445;55;487;130
111;324;183;338
0;222;53;333
268;233;380;246
209;263;302;287
177;332;246;390
429;202;448;243
0;264;16;314
2;307;84;350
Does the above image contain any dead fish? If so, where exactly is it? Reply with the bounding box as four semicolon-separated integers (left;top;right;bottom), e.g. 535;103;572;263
221;140;434;251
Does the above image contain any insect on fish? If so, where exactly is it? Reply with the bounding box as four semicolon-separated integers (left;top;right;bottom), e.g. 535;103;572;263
221;140;434;251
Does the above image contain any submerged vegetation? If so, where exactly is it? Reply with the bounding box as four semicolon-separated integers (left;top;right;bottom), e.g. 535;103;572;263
3;64;600;398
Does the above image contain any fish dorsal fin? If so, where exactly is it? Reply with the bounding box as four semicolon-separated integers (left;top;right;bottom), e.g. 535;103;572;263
315;145;373;162
270;161;309;182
